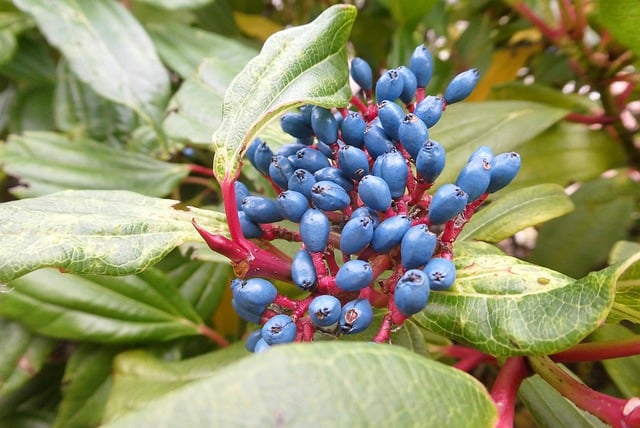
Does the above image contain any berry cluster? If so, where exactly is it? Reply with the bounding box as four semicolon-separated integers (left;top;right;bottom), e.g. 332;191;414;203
218;45;521;352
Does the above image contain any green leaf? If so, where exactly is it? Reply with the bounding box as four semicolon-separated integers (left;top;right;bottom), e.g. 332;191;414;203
212;4;356;181
382;0;436;28
0;11;33;65
147;20;256;79
413;254;617;356
606;246;640;323
54;62;138;143
7;84;54;133
1;268;205;343
2;132;188;198
0;35;56;84
431;101;567;186
13;0;170;123
529;171;640;278
512;122;626;191
590;324;640;398
0;319;56;396
103;343;249;421
133;0;213;9
458;184;574;242
610;241;640;265
490;82;596;113
519;374;608;428
0;189;228;283
103;343;496;427
53;345;121;428
596;0;640;57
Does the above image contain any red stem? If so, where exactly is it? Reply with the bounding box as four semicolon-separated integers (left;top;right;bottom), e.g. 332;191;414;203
565;112;616;125
551;336;640;362
188;164;216;177
491;357;530;428
513;2;564;42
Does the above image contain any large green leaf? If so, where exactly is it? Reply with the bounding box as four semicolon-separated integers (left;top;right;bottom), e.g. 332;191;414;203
413;254;619;357
430;101;567;186
104;343;248;421
606;244;640;323
0;319;56;396
529;171;640;278
458;184;574;242
13;0;170;123
104;343;496;427
1;132;188;198
212;4;356;181
0;190;228;283
1;268;205;343
53;345;121;428
596;0;640;57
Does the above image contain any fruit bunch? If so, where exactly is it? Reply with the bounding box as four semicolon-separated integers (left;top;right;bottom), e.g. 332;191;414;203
210;45;521;352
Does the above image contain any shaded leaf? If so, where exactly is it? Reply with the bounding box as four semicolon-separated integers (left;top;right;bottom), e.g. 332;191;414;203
0;35;56;84
609;241;640;265
212;4;356;181
0;11;33;65
490;82;595;113
2;131;187;198
606;244;640;323
596;0;640;57
459;184;574;242
7;84;54;133
590;324;640;398
104;343;496;427
0;189;228;283
413;254;618;357
1;268;204;343
13;0;170;123
133;0;213;9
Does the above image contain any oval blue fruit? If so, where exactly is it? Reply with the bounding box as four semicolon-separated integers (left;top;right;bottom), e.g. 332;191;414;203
413;95;443;128
358;175;392;212
340;298;373;334
277;142;308;157
245;329;263;353
487;152;521;193
468;145;494;163
424;257;456;291
235;181;250;210
241;196;283;224
280;111;314;138
372;149;408;198
253;337;271;353
314;166;354;192
311;106;339;144
337;144;369;180
350;206;380;228
275;190;309;222
291;148;331;173
398;113;429;160
371;215;412;253
340;212;375;255
378;100;405;141
239;211;263;239
428;184;468;225
444;68;480;104
397;65;418;104
340;112;366;148
375;68;404;102
245;137;262;165
309;295;342;328
251;140;274;176
269;155;295;189
394;269;430;316
291;248;316;290
400;224;437;269
287;169;317;199
231;277;277;310
231;298;263;324
311;180;351;212
409;45;434;88
455;156;492;202
335;260;374;292
350;57;373;91
299;208;330;252
415;140;446;183
363;124;394;159
262;314;297;345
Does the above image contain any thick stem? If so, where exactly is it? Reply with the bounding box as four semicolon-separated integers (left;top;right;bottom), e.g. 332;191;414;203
491;357;530;428
529;356;640;428
551;336;640;362
373;312;394;343
198;325;229;347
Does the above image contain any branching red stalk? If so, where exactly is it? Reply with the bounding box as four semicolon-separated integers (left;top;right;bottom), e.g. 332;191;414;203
491;357;530;428
551;337;640;362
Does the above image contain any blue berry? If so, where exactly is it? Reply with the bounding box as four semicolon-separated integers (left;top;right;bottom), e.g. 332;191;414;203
253;337;271;353
415;140;446;183
232;298;262;324
291;148;330;173
370;215;412;253
375;68;404;102
277;142;308;157
410;45;434;88
335;260;374;292
309;295;342;328
251;140;274;176
311;106;339;144
281;112;314;138
291;249;317;290
350;57;373;91
311;180;351;211
444;68;480;104
468;145;494;163
287;169;317;199
245;329;263;352
239;211;263;239
358;175;392;212
231;277;277;310
394;269;430;316
241;196;283;224
398;113;429;160
363;124;394;159
378;100;405;141
275;190;309;222
455;156;492;202
487;152;521;193
314;166;354;192
299;208;330;252
234;181;250;210
340;215;375;256
413;96;443;128
400;224;437;269
351;206;380;228
397;66;418;103
269;155;295;189
338;145;369;181
428;184;468;225
316;140;336;159
262;314;297;345
372;149;408;198
424;257;456;291
340;112;366;148
245;137;262;165
340;298;373;334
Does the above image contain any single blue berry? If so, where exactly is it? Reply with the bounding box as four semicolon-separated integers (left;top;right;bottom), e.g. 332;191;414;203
311;107;339;145
363;124;394;159
370;215;412;253
251;140;274;176
340;298;373;334
372;149;408;198
275;190;309;223
424;257;456;291
338;145;369;180
239;211;263;239
375;68;404;102
410;45;434;88
241;196;283;224
398;113;429;160
253;337;271;353
311;180;351;212
415;140;446;183
351;57;373;91
262;314;297;345
245;137;262;165
428;184;468;225
314;166;354;192
397;66;418;104
335;260;374;292
455;156;492;202
287;169;317;199
358;175;392;212
487;152;521;193
340;215;375;256
280;112;314;138
378;100;405;141
231;277;277;310
245;329;263;352
394;269;430;316
234;181;250;210
291;249;317;290
444;68;480;104
351;206;380;228
269;155;295;189
232;298;263;324
291;148;331;173
400;224;437;269
277;142;308;157
468;145;494;163
309;295;342;328
413;96;443;128
340;112;366;148
299;208;330;252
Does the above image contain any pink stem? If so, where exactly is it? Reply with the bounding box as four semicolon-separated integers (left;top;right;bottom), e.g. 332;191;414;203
551;337;640;362
491;357;530;428
189;164;216;177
